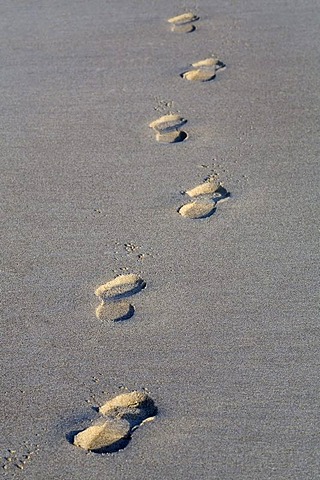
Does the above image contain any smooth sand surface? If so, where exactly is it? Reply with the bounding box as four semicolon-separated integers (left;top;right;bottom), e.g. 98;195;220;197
1;0;319;478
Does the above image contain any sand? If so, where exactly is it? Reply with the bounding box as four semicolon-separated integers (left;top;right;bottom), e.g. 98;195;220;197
1;0;319;478
181;58;225;82
178;201;217;219
73;391;156;452
149;114;188;143
185;178;220;198
95;274;146;299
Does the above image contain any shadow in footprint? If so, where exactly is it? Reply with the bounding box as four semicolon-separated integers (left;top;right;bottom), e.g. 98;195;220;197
174;24;195;33
95;274;146;301
174;131;188;142
66;429;82;445
91;437;131;454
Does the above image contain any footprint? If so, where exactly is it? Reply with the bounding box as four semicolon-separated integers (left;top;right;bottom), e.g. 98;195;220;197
73;417;131;453
155;130;188;143
178;177;230;219
95;274;146;300
95;274;146;322
185;177;220;198
181;57;226;82
149;114;188;144
192;58;219;68
1;443;40;473
178;201;216;219
72;391;157;453
149;114;187;131
95;301;135;322
171;24;195;33
168;12;199;33
99;390;157;427
73;418;130;453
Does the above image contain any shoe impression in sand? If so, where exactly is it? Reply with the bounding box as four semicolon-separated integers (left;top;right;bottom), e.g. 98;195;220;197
95;274;146;322
178;176;230;219
72;391;157;453
181;57;226;82
167;12;199;33
149;113;188;144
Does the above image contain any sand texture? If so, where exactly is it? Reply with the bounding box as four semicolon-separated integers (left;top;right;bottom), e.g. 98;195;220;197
1;0;319;479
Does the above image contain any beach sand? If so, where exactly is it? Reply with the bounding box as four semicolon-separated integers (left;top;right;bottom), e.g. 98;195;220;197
1;0;319;478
